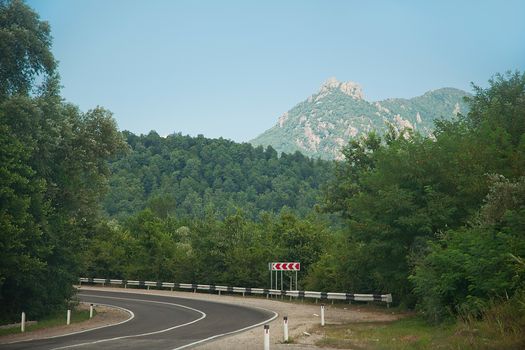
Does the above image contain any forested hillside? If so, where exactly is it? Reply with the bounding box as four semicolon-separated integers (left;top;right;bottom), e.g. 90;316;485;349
103;131;333;220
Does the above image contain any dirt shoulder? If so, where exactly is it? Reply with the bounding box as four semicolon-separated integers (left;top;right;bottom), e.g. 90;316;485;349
75;286;401;350
0;302;130;345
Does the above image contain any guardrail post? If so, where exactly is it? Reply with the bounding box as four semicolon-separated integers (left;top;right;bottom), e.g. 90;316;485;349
321;304;325;326
67;309;71;325
283;316;288;342
263;324;270;350
21;312;26;332
90;304;94;319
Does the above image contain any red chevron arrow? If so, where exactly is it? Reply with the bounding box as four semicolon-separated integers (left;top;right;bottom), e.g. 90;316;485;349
271;262;301;271
271;262;301;270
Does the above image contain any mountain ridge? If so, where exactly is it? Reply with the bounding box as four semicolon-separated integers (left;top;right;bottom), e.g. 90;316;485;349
251;78;470;160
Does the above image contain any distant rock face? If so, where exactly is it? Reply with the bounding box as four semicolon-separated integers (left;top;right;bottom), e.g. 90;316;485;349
316;77;364;100
250;78;470;160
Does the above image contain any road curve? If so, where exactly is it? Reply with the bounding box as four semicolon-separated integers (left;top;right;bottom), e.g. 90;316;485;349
1;289;277;350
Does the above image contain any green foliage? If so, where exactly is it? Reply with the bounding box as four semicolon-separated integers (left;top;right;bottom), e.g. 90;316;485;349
103;131;332;220
83;209;330;289
0;0;56;98
411;176;525;321
0;308;92;336
317;299;525;350
408;72;525;320
0;96;125;322
0;1;126;323
312;72;525;313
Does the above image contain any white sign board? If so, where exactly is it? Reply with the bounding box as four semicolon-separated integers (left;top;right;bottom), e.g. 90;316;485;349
270;262;300;271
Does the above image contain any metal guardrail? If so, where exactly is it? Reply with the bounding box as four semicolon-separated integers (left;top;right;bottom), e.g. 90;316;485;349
79;277;393;304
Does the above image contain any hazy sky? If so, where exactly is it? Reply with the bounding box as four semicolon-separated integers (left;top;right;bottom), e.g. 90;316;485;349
29;0;525;142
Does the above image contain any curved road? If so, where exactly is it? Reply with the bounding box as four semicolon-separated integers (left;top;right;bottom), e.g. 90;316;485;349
2;289;277;350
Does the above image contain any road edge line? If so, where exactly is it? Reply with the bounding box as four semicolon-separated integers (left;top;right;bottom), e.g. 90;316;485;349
171;306;279;350
50;294;207;349
4;303;135;345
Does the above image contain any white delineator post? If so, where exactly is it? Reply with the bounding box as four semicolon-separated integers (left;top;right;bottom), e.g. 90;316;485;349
321;304;325;326
89;304;94;319
283;316;289;342
21;312;26;332
263;324;270;350
67;309;71;325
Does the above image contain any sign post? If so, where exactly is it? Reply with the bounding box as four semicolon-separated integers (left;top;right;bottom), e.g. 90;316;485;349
269;263;272;290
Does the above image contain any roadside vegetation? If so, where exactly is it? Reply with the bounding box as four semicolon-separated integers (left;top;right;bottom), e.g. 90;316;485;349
316;294;525;350
1;1;524;348
0;308;92;337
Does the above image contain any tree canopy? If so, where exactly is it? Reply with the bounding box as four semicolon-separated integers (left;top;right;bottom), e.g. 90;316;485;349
0;0;125;322
103;131;333;220
0;0;56;99
308;72;525;320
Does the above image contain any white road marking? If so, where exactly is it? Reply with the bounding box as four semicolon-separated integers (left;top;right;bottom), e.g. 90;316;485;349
49;294;207;349
171;305;278;350
5;303;135;345
80;287;282;349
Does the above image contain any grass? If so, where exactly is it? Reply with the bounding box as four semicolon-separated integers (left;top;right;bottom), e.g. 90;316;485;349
316;317;453;350
0;308;94;337
315;314;525;350
313;291;525;349
282;337;295;344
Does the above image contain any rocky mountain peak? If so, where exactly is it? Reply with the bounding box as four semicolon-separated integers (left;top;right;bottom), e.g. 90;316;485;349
251;82;470;160
316;77;364;100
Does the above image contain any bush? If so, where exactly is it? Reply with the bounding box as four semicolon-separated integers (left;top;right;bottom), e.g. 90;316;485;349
410;177;525;322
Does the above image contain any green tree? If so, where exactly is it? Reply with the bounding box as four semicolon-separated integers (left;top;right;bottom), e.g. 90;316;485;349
0;0;126;322
0;0;56;99
316;72;525;306
411;176;525;322
103;131;333;220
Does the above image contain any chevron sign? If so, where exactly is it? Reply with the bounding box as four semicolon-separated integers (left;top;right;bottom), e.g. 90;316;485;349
271;262;301;271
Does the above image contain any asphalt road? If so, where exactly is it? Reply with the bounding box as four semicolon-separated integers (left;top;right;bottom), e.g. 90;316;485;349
1;289;277;350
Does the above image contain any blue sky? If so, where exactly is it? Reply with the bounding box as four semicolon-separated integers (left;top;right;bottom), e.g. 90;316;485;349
29;0;525;142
